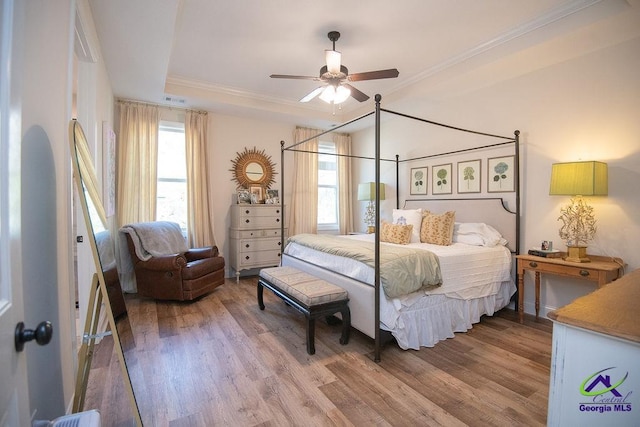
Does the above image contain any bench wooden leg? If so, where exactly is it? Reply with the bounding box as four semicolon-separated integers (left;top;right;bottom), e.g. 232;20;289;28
257;282;265;310
339;307;350;345
306;316;315;355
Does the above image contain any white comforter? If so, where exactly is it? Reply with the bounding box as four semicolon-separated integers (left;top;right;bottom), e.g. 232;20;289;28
284;233;512;300
283;234;515;349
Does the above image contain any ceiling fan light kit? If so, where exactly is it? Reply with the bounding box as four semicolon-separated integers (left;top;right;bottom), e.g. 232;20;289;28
270;30;399;105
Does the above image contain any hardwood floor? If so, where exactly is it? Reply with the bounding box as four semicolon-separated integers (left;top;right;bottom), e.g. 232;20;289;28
84;277;553;426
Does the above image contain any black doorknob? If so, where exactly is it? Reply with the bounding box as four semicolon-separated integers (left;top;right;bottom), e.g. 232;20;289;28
15;321;53;352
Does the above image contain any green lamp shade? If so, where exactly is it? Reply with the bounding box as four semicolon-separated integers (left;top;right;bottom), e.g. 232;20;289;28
357;182;386;201
549;161;608;196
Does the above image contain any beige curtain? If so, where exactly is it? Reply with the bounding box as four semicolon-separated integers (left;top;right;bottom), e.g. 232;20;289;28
290;127;319;235
185;110;216;248
116;101;159;227
116;101;159;292
333;132;354;234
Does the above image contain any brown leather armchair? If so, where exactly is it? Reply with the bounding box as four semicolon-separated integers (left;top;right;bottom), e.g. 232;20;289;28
123;226;225;301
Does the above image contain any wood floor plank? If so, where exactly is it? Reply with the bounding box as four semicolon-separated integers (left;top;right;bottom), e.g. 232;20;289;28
85;277;552;426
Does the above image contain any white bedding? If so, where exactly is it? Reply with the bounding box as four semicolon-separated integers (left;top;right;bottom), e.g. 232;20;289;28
283;233;516;350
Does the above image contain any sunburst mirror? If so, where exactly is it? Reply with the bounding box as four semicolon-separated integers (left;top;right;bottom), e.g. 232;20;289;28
230;146;276;189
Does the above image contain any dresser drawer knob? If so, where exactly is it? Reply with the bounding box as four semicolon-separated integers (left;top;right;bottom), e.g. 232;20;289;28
245;209;250;214
580;270;590;277
277;242;281;246
245;219;250;223
245;256;250;260
529;262;538;268
245;244;250;248
276;218;280;222
276;210;280;214
277;253;281;257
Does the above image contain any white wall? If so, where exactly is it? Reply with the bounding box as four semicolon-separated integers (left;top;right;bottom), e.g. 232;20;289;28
350;31;640;318
208;113;295;277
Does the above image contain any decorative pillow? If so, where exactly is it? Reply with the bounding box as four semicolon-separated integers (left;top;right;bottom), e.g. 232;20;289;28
392;208;422;243
420;210;455;245
380;221;413;245
453;222;507;247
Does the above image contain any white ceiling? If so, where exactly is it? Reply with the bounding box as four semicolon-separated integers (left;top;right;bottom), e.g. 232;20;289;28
87;0;638;128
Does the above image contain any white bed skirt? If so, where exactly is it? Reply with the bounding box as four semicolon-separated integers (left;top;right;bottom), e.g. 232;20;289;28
282;253;516;350
387;280;515;350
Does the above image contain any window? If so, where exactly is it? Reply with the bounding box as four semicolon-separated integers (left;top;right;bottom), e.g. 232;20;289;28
156;121;187;231
318;141;338;230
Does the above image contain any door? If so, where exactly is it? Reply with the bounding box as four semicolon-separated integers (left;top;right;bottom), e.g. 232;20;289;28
0;0;30;424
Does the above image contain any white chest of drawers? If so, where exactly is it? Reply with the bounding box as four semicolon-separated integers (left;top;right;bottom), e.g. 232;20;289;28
229;204;286;281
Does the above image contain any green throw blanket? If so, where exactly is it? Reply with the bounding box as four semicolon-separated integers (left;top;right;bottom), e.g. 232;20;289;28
287;234;442;298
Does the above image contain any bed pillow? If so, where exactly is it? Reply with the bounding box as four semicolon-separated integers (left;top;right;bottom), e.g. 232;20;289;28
392;208;422;243
453;222;508;247
380;221;413;245
420;210;455;245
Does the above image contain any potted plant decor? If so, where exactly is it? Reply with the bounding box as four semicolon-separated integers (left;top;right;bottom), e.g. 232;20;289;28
557;197;597;262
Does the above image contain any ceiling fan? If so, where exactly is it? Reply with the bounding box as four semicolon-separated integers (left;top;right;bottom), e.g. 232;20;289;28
270;31;399;104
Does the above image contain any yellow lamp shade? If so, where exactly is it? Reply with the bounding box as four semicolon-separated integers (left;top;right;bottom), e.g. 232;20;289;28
549;161;608;196
357;182;386;201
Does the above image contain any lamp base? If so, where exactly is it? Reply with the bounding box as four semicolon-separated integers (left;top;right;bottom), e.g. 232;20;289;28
565;246;590;263
367;226;376;234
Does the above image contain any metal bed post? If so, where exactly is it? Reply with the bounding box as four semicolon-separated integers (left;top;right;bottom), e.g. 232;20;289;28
514;130;520;255
280;140;285;261
395;154;400;209
374;94;382;362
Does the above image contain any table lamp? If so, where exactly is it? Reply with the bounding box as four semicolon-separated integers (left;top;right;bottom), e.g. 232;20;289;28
358;182;385;233
549;161;607;262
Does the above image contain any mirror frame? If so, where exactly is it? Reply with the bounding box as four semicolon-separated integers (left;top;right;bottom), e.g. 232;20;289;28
69;119;142;425
230;146;276;189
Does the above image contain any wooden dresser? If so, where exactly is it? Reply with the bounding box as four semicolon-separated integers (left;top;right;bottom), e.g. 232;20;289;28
229;204;286;281
546;268;639;426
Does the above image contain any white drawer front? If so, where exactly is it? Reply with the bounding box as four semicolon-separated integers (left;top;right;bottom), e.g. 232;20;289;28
236;205;282;217
238;238;282;252
238;249;281;268
236;215;281;228
232;228;285;239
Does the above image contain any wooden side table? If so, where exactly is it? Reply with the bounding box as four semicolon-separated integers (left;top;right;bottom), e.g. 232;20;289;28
515;254;624;323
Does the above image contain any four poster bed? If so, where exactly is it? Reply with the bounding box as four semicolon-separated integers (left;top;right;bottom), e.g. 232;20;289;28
278;95;520;361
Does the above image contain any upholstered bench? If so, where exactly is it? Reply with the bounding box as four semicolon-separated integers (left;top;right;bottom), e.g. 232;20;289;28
258;266;350;355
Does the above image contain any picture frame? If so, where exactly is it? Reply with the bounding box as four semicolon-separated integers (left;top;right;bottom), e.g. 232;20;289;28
432;163;452;195
487;155;515;192
266;189;279;204
457;159;481;193
249;185;263;204
237;189;251;204
410;167;428;195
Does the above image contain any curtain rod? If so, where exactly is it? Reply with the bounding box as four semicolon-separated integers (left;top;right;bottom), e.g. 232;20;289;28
116;98;208;115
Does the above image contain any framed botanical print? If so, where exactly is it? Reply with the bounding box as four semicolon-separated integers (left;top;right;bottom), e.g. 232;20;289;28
487;156;515;192
410;167;428;195
432;163;452;195
457;160;481;193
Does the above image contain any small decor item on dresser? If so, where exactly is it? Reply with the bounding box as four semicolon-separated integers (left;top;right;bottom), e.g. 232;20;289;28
249;186;263;204
237;189;251;204
265;189;279;204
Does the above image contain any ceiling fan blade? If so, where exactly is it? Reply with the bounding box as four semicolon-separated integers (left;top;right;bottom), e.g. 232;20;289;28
343;83;369;102
347;68;399;82
270;74;321;81
299;86;325;103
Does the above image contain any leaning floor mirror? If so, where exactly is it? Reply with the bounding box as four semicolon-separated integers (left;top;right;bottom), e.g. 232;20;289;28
69;119;142;426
